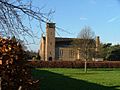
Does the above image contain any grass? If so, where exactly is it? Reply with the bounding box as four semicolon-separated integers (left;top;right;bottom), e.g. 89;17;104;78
32;68;120;90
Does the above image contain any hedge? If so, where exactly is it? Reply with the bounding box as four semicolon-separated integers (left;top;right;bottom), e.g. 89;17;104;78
27;61;120;68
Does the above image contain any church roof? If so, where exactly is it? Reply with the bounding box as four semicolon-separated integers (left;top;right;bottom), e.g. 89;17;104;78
55;37;74;42
42;36;74;47
55;37;74;47
42;36;95;48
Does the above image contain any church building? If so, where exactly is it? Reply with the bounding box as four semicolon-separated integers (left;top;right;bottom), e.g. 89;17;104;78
39;23;100;61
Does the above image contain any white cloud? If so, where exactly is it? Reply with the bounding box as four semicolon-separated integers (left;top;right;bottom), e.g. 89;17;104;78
80;17;88;20
107;17;118;23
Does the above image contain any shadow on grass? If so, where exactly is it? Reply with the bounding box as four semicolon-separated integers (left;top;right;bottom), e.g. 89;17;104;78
32;69;120;90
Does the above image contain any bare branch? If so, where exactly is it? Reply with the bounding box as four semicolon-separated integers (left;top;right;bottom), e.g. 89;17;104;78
0;0;54;42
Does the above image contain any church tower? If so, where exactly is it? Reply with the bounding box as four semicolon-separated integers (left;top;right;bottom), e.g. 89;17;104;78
96;36;100;51
45;23;55;61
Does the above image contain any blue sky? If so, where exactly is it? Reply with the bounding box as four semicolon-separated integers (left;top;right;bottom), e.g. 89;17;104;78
30;0;120;51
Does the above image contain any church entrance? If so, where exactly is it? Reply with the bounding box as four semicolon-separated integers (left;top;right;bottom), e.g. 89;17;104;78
49;57;52;61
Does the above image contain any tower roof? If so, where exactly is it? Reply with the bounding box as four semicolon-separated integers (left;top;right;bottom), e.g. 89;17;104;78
46;23;55;28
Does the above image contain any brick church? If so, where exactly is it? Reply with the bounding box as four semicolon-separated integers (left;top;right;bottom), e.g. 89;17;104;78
39;23;100;61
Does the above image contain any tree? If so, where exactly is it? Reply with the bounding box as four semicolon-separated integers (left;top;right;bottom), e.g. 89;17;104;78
105;44;120;61
73;26;96;73
0;0;51;89
24;50;38;60
96;43;120;61
96;43;112;59
0;36;39;90
0;0;53;40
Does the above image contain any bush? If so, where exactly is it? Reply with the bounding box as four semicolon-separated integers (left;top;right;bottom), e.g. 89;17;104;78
0;36;39;90
27;61;120;68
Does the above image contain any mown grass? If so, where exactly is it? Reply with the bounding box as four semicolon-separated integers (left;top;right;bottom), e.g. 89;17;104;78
32;68;120;90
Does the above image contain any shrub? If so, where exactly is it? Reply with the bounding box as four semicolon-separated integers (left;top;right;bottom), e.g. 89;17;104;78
0;37;39;90
27;60;120;68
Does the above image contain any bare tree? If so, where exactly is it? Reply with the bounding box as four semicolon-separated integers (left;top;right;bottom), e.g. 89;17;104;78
0;0;53;89
73;26;96;73
0;0;54;41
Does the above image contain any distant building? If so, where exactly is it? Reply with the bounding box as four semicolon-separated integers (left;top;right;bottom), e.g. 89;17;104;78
39;23;100;61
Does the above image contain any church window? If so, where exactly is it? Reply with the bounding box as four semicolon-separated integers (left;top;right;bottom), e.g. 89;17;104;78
59;49;63;57
69;50;74;58
50;52;51;55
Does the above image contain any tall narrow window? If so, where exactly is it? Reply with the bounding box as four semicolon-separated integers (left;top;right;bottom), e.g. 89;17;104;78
59;49;63;57
50;52;51;55
69;50;74;58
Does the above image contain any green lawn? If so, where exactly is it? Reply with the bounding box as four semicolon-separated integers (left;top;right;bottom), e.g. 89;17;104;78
32;68;120;90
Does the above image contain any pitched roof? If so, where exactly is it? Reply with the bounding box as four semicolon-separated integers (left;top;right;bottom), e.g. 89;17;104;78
55;37;74;47
42;37;73;47
42;36;95;48
55;37;74;42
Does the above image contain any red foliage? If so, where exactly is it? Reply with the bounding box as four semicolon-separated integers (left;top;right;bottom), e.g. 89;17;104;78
28;61;120;68
0;37;40;90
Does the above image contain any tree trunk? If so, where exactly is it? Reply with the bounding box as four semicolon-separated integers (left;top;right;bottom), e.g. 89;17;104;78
84;60;87;73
